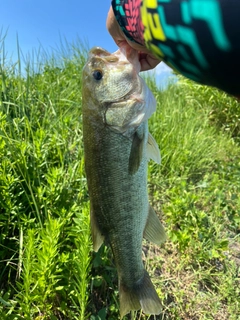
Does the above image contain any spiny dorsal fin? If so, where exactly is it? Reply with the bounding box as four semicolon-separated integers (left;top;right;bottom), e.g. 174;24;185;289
147;133;161;164
143;205;166;245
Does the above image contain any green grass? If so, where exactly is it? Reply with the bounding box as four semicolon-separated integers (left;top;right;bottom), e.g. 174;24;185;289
0;37;239;319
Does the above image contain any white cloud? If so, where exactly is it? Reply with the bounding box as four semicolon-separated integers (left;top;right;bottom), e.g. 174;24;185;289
143;62;177;89
155;62;173;75
144;62;173;78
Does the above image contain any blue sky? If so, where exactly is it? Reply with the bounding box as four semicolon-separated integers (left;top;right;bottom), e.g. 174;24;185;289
1;0;116;58
1;0;173;85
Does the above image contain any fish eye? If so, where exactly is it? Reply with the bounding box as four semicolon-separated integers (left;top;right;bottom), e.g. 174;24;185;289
92;70;103;81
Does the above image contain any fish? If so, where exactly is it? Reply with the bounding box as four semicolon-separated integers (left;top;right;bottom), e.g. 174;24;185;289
82;46;166;318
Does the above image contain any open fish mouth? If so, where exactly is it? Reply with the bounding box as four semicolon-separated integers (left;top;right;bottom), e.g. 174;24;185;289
88;46;130;66
89;47;111;57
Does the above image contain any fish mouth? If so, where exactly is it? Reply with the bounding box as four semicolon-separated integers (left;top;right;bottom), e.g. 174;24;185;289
88;46;128;65
89;47;111;58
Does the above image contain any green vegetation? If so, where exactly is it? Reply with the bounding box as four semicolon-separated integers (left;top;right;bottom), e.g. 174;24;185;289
0;38;239;319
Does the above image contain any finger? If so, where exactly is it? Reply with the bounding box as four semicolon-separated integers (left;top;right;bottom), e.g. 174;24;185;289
139;53;161;71
107;7;127;45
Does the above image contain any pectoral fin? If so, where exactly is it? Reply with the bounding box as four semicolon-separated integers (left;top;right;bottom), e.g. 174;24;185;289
128;128;145;175
90;210;104;252
147;133;161;164
143;205;166;245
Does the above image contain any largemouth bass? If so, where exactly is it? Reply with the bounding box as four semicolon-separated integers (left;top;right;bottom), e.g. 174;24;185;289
82;47;166;318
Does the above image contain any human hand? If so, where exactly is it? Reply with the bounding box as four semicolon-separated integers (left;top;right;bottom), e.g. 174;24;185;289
106;6;161;72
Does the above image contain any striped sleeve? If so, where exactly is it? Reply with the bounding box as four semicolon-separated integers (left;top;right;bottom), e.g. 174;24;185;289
112;0;240;96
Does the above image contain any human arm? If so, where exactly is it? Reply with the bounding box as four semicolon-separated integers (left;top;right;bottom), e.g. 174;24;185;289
107;6;161;71
107;0;240;97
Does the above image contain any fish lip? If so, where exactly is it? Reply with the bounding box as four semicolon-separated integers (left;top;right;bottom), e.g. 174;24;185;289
109;88;137;106
89;47;111;58
88;46;128;65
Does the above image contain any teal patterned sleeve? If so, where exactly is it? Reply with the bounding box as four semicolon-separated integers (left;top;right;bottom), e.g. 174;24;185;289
112;0;240;97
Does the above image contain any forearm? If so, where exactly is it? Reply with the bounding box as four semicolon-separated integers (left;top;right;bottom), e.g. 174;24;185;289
111;0;240;96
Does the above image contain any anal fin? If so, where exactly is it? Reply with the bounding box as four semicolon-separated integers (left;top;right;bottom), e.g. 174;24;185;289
143;205;166;245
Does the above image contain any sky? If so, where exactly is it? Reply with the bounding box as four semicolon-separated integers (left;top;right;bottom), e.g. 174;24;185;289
1;0;173;85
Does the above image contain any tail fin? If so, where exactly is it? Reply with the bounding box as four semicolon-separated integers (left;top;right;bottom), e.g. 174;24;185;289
119;270;162;319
